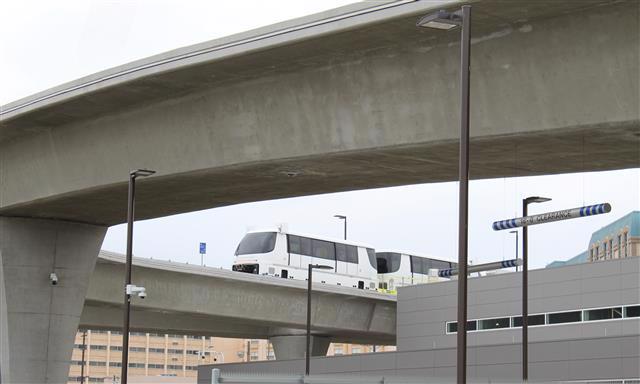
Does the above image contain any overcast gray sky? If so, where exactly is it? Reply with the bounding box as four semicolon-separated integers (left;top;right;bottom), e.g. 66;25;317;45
2;1;638;271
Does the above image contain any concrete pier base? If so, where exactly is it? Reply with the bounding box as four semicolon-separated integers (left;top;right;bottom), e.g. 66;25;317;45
0;217;106;384
270;331;331;360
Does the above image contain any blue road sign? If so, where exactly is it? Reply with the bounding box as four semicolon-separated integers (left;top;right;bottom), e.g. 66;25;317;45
199;242;206;254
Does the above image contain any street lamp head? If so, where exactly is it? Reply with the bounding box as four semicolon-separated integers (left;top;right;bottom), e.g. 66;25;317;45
416;10;462;30
525;196;552;204
310;264;333;270
130;169;156;178
509;230;518;234
334;215;346;220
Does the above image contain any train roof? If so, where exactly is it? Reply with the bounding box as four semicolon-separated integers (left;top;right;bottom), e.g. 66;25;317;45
375;249;456;263
245;226;376;249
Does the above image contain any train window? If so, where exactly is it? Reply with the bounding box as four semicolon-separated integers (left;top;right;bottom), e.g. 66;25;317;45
312;239;336;260
410;256;423;274
236;233;276;255
367;249;377;270
377;253;401;274
346;245;358;263
287;235;301;254
300;237;312;256
336;243;347;262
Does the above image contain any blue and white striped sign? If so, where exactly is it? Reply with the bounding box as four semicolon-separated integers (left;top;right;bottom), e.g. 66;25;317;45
492;203;611;231
438;258;522;278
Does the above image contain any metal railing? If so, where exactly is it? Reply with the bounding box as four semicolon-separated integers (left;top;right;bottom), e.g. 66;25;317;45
210;369;438;384
209;370;640;384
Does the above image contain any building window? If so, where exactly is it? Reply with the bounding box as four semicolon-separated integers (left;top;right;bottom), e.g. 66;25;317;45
623;232;628;257
625;305;639;318
129;347;146;352
167;364;182;370
352;347;361;354
167;349;183;354
149;347;164;353
446;320;477;333
70;361;85;366
89;361;106;367
512;314;545;327
148;364;164;369
128;363;145;368
584;307;622;321
110;346;123;351
250;352;259;361
109;362;122;367
89;345;107;351
334;347;343;356
477;317;510;330
547;311;582;324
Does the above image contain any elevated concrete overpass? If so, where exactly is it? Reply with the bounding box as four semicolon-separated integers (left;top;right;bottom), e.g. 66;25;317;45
81;251;396;356
1;0;638;382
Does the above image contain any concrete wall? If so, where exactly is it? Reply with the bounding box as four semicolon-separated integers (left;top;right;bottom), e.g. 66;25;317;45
0;218;106;384
1;0;638;226
397;257;640;351
80;252;396;346
198;335;640;383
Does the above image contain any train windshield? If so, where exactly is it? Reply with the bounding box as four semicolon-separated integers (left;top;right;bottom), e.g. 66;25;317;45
376;252;402;274
235;232;277;255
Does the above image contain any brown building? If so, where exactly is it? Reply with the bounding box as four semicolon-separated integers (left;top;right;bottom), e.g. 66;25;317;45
68;331;395;383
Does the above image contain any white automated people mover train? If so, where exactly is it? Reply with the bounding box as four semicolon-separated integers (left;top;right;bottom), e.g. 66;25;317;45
375;250;457;293
232;226;379;290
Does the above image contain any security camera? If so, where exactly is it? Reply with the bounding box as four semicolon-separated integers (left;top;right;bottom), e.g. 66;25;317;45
49;273;58;286
125;284;147;299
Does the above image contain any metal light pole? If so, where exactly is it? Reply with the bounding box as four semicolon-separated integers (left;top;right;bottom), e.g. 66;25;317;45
522;196;551;382
121;169;155;384
509;230;519;272
333;215;347;240
80;330;87;384
306;264;333;375
417;5;471;383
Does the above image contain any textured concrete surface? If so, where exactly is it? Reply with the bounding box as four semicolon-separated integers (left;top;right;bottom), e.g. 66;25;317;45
1;0;637;226
0;218;106;384
81;251;397;346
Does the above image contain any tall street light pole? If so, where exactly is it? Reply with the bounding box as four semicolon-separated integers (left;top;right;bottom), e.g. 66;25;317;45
333;215;347;240
306;264;333;376
417;5;471;383
522;196;551;382
121;169;155;384
509;230;519;272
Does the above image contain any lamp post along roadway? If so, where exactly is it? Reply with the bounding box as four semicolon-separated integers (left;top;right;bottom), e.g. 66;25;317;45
522;196;551;382
509;230;519;271
491;200;611;381
417;5;472;383
121;169;155;384
334;215;347;240
306;264;333;375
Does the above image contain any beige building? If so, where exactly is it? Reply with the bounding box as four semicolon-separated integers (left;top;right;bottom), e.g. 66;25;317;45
68;330;394;383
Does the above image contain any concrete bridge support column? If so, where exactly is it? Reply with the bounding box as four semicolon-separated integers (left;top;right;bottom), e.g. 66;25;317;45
0;217;106;384
270;333;331;360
